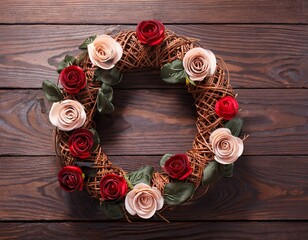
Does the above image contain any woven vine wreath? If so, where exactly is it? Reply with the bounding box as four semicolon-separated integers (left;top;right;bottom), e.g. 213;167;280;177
42;20;247;221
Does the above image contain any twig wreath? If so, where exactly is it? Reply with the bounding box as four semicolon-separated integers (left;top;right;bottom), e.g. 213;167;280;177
43;20;247;221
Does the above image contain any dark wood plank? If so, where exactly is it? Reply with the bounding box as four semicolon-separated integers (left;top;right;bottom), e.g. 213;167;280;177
0;25;307;89
1;222;308;240
0;156;307;220
0;1;307;24
0;89;307;156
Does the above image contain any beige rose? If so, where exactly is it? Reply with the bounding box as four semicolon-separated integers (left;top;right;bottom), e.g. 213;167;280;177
125;183;164;219
49;100;86;131
87;34;123;70
209;128;244;164
183;47;216;81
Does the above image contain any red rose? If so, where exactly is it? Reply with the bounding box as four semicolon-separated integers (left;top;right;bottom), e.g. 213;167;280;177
58;166;84;192
68;129;94;159
215;96;239;120
59;65;86;94
136;20;165;46
163;154;193;180
100;174;128;201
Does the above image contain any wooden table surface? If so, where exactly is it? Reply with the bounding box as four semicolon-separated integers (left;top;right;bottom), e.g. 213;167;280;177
1;1;308;239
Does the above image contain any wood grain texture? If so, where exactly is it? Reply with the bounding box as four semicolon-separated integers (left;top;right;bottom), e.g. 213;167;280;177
0;156;307;221
1;25;307;89
1;222;307;240
0;89;307;156
1;0;307;24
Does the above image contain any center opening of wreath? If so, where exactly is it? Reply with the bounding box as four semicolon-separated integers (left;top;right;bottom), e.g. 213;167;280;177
94;71;197;161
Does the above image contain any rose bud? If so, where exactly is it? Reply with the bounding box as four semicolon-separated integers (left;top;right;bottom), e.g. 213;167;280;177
58;166;84;192
136;20;165;46
59;65;86;94
163;154;193;180
68;129;94;159
215;96;239;120
100;174;128;201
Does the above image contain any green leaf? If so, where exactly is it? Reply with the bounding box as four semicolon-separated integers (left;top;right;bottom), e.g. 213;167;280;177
159;153;173;168
101;83;113;102
161;59;187;84
225;118;244;137
57;55;76;73
82;167;98;177
202;161;223;186
42;80;63;102
94;67;123;86
89;128;100;151
163;182;195;206
100;202;124;219
124;175;134;190
79;35;97;50
126;166;154;186
97;89;115;114
221;163;234;178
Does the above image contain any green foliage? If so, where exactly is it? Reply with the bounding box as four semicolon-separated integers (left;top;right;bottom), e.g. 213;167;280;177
89;128;100;151
42;80;63;102
126;166;154;186
101;83;113;102
163;182;195;206
202;161;223;185
159;153;173;168
202;161;235;185
225;118;244;137
96;88;115;114
161;59;187;84
57;55;76;73
221;163;234;177
94;67;123;85
79;35;97;50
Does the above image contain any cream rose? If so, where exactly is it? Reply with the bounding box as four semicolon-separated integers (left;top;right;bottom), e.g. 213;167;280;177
209;128;244;164
87;34;123;70
183;47;216;81
125;183;164;219
49;100;86;131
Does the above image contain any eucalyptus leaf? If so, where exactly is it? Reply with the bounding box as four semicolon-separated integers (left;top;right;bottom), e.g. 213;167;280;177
95;67;123;85
79;35;97;50
161;59;186;84
202;161;223;186
89;128;100;151
57;55;76;73
163;182;195;206
101;83;113;102
126;166;154;186
159;153;173;168
225;118;244;137
42;80;63;102
220;163;234;178
97;89;115;114
100;202;124;219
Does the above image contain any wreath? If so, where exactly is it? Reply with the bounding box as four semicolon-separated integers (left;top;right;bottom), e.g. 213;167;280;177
42;20;247;221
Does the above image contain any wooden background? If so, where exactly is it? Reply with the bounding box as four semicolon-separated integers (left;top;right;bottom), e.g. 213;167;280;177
1;0;308;239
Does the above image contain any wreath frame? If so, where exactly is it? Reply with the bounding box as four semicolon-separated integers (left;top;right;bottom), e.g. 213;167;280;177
43;20;246;221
